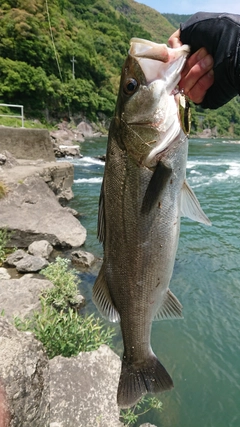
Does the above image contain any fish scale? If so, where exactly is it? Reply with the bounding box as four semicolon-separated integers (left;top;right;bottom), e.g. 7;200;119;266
93;38;211;408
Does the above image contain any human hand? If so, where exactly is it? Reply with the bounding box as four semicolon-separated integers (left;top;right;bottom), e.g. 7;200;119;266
169;12;240;109
169;29;214;105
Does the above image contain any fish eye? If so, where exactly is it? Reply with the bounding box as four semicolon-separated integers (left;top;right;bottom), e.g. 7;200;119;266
124;78;138;95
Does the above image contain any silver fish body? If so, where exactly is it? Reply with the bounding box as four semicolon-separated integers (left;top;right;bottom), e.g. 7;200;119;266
93;39;210;408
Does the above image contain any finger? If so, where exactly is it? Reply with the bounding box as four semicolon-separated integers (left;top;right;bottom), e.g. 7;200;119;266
186;70;214;104
181;48;209;78
179;53;214;95
168;30;182;48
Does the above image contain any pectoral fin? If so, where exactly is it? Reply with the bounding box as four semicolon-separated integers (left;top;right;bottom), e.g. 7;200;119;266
181;180;211;225
141;161;172;214
92;265;120;323
154;289;183;320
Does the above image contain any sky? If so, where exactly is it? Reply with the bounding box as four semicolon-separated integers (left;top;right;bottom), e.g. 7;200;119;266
138;0;239;15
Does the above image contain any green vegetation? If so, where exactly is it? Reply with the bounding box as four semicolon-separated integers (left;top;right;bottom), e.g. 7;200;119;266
0;0;173;123
41;257;82;309
0;182;8;199
120;396;163;426
190;97;240;137
0;228;10;265
162;13;191;28
0;1;238;136
15;257;115;358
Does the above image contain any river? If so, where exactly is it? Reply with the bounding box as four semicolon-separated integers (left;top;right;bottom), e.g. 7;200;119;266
68;136;240;427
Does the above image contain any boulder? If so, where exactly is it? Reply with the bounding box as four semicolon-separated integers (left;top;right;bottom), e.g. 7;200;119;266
0;157;75;206
71;250;95;268
5;249;26;266
76;121;94;138
15;254;49;273
28;240;53;259
0;176;86;248
58;145;81;158
0;154;6;165
0;275;53;321
140;424;158;427
50;127;84;158
0;318;50;426
50;345;123;427
0;268;10;280
0;151;19;168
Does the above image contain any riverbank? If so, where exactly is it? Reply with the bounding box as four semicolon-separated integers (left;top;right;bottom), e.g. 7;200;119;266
0;126;123;427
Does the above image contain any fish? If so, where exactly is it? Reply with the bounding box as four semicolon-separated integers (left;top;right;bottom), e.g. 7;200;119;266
93;38;211;409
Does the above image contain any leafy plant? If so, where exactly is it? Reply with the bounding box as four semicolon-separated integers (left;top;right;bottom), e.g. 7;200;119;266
40;257;80;309
120;396;163;426
15;302;115;358
15;257;115;358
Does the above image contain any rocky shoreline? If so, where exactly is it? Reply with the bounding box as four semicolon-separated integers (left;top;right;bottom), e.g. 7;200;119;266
0;122;157;427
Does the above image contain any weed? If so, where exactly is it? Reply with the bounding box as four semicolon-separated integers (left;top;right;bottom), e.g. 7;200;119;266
120;396;163;426
41;257;81;309
15;257;115;358
0;228;10;265
0;181;8;199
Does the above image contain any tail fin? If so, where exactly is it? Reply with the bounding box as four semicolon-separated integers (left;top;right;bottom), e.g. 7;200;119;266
117;353;173;408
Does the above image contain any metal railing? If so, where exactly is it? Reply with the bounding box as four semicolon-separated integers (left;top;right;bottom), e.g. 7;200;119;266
0;103;24;127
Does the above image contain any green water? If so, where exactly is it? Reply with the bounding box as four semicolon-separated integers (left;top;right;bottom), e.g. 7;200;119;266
68;137;240;427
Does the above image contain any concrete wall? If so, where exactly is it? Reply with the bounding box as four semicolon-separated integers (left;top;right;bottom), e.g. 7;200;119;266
0;127;55;161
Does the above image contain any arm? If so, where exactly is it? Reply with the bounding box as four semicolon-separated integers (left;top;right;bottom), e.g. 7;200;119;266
169;12;240;109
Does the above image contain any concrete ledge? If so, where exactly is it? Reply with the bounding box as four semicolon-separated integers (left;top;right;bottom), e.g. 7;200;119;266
0;127;55;161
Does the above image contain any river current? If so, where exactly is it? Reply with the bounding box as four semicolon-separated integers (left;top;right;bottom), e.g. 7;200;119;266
68;137;240;427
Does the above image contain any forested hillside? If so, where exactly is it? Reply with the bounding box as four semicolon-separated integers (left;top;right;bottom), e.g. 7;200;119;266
0;0;174;121
0;0;239;136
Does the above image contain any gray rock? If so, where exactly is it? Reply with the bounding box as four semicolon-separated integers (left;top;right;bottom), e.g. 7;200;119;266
76;121;94;138
15;254;49;273
0;317;50;426
28;240;53;259
0;154;6;165
0;380;10;426
0;267;11;280
5;249;26;266
0;275;53;321
0;150;19;168
0;176;86;248
58;145;81;158
72;293;86;309
71;250;95;268
140;424;158;427
62;206;79;217
50;345;122;427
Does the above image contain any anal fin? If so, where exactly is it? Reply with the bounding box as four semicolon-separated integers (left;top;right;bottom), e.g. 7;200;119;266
92;265;120;323
154;289;183;320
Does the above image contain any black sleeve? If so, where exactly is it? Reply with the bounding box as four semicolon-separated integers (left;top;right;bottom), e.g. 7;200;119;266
180;12;240;109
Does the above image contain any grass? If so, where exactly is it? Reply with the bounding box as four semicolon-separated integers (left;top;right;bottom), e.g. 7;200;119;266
0;181;8;199
120;396;163;426
15;257;115;359
0;228;10;266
